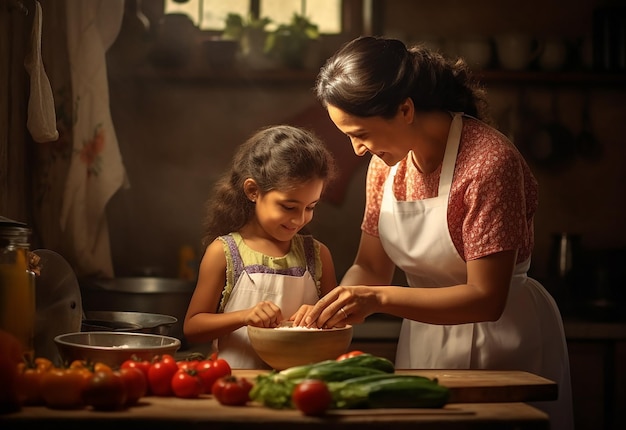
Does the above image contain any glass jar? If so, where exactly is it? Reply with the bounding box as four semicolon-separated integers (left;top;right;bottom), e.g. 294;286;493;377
0;216;35;360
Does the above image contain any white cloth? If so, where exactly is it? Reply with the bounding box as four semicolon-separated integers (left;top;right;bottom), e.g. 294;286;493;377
217;242;320;369
61;0;127;277
378;113;574;430
24;1;59;143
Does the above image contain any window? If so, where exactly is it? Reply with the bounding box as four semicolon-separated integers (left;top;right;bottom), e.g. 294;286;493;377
164;0;342;34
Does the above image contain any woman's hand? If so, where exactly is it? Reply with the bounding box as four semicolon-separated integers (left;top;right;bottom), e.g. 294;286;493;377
290;304;347;328
289;304;314;326
302;286;380;328
244;300;283;328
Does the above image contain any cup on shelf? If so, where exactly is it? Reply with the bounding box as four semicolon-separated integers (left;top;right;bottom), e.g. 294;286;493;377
495;32;542;70
538;38;568;71
456;36;493;70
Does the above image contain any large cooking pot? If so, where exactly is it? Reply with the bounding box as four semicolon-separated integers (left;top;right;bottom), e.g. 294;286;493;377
82;310;177;335
79;277;195;349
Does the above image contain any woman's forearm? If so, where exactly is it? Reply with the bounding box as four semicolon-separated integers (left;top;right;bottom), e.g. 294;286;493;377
340;262;394;286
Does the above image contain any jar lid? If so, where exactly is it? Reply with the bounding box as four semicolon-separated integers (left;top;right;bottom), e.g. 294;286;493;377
0;216;31;242
0;216;28;228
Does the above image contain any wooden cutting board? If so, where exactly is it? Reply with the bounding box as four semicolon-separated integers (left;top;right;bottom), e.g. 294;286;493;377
0;370;554;429
236;368;558;403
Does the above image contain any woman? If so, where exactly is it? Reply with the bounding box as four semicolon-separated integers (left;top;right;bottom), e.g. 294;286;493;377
295;36;573;429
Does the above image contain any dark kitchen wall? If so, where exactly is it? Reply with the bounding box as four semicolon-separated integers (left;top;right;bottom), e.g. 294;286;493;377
106;0;626;305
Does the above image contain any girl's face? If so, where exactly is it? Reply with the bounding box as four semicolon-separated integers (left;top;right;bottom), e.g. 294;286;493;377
327;101;414;166
254;178;324;243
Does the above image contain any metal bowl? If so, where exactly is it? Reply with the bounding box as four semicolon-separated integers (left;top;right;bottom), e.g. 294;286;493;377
54;331;181;367
82;311;177;335
79;277;195;347
247;322;353;370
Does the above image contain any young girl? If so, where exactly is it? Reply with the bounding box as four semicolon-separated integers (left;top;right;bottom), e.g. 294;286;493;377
183;125;338;369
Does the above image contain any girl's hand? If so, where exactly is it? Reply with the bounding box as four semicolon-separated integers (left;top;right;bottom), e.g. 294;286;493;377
244;300;283;328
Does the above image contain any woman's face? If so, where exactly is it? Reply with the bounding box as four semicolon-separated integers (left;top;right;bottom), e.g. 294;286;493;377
254;178;324;243
327;102;414;166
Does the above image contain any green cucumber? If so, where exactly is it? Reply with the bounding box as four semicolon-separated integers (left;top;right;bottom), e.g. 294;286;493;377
365;376;450;408
277;360;334;380
333;353;395;373
331;374;450;409
305;364;387;382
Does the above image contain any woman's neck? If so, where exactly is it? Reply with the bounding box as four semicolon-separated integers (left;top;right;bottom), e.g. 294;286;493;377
410;111;453;174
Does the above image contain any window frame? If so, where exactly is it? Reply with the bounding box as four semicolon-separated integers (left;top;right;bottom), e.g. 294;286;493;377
143;0;369;41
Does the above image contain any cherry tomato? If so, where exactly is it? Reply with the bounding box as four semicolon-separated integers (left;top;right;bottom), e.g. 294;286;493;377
196;354;232;394
336;350;364;361
118;367;148;406
292;379;332;416
121;356;152;393
121;356;152;375
70;359;112;373
212;375;253;406
40;367;88;409
15;360;47;405
20;356;53;373
171;368;204;398
147;354;178;396
83;370;127;411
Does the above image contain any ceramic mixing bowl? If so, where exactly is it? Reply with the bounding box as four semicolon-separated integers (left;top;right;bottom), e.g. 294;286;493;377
247;322;353;370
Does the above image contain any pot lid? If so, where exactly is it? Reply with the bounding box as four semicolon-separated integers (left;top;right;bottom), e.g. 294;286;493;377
33;249;83;362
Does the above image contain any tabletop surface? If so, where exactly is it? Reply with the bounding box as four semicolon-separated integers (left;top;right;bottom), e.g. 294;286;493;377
0;369;556;430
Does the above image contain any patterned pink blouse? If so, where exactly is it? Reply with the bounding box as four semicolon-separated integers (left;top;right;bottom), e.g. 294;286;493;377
362;117;538;263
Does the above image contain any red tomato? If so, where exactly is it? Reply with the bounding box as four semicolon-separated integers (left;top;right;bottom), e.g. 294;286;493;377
211;375;253;406
147;354;178;396
196;355;232;394
121;356;152;378
121;356;152;395
171;368;203;398
83;370;127;411
336;350;364;361
40;367;88;409
292;379;332;416
176;360;197;370
118;367;148;406
15;364;45;405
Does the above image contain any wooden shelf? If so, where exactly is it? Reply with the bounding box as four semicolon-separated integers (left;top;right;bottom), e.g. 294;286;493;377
476;69;626;87
134;65;318;85
132;64;626;88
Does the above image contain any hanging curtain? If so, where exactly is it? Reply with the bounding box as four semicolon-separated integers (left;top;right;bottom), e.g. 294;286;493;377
32;0;126;278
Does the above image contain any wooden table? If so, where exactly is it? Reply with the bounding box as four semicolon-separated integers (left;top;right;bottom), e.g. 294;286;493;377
0;369;556;430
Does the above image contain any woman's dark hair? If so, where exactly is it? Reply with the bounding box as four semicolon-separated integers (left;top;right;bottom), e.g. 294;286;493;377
201;125;336;246
315;36;491;123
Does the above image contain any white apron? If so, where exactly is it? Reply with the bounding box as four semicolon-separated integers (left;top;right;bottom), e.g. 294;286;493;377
378;113;573;429
217;236;320;369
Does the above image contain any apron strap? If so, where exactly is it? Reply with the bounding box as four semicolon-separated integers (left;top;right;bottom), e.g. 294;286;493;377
220;234;245;287
438;112;463;197
302;235;316;277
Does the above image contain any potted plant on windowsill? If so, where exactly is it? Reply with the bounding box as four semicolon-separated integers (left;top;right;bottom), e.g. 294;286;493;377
265;13;320;70
222;13;276;70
